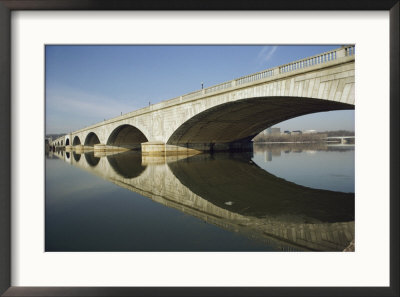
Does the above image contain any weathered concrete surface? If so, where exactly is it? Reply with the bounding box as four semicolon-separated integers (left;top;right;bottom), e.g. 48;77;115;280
51;149;355;251
343;239;355;252
51;46;355;153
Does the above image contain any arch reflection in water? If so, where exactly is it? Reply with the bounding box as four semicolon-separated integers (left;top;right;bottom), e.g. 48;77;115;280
73;151;81;162
107;152;146;178
168;153;354;223
84;152;100;167
253;142;355;193
50;146;354;251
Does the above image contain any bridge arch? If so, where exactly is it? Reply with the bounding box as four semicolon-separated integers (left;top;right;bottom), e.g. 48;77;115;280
107;152;146;178
61;140;63;146
167;97;354;149
73;151;81;162
107;124;148;150
73;136;81;146
84;152;100;167
66;138;70;146
84;132;100;147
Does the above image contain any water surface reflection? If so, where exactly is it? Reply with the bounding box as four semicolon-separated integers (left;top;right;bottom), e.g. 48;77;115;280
46;144;354;251
253;143;355;192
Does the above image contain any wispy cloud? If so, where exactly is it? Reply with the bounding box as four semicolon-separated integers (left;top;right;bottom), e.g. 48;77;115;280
46;85;140;134
257;46;278;65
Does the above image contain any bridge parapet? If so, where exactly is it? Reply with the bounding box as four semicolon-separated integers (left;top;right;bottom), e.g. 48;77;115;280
279;45;354;74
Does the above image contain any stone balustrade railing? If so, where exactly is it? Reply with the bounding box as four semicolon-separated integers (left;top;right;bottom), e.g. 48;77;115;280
345;45;355;56
279;45;354;74
204;81;232;94
236;68;275;86
182;90;202;101
183;45;355;101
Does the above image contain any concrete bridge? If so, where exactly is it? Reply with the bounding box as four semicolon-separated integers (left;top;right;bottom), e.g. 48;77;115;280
49;149;354;251
51;46;355;154
325;136;355;144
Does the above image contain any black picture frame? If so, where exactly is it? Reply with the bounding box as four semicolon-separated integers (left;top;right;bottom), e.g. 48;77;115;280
0;1;398;296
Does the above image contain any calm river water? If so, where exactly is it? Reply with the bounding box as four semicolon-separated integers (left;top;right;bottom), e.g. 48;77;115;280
45;143;354;252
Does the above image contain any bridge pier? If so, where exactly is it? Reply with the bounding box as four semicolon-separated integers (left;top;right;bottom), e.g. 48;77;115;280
93;144;140;152
73;145;85;152
141;141;254;155
141;142;201;156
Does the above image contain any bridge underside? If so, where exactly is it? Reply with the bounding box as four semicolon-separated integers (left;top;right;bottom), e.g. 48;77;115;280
106;124;148;151
84;132;100;147
161;97;354;154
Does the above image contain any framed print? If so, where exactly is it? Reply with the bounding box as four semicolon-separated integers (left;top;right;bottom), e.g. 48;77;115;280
0;1;399;296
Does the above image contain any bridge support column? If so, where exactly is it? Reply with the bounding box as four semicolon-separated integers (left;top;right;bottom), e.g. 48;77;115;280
141;141;254;155
73;145;85;152
141;142;201;156
94;144;134;152
94;144;107;152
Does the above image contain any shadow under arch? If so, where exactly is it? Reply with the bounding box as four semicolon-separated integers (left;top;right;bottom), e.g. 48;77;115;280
84;132;100;146
167;97;354;149
167;153;354;224
66;138;70;146
73;151;81;162
107;124;148;150
73;136;81;146
84;152;100;167
107;151;146;178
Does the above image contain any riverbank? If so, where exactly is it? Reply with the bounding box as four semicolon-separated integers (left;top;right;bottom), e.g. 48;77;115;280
254;133;328;143
253;131;355;144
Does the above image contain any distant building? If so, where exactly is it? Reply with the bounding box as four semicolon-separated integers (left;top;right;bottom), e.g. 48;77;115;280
292;130;302;135
303;130;317;134
283;130;291;135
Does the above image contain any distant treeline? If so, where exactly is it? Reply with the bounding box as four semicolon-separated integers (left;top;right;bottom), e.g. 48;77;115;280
253;130;354;143
323;130;355;137
46;134;65;140
254;133;327;143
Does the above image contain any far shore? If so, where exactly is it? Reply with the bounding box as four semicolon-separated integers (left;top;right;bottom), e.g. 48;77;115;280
254;141;354;144
253;130;355;144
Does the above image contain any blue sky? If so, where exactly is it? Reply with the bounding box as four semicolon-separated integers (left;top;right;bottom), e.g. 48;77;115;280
45;45;354;134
